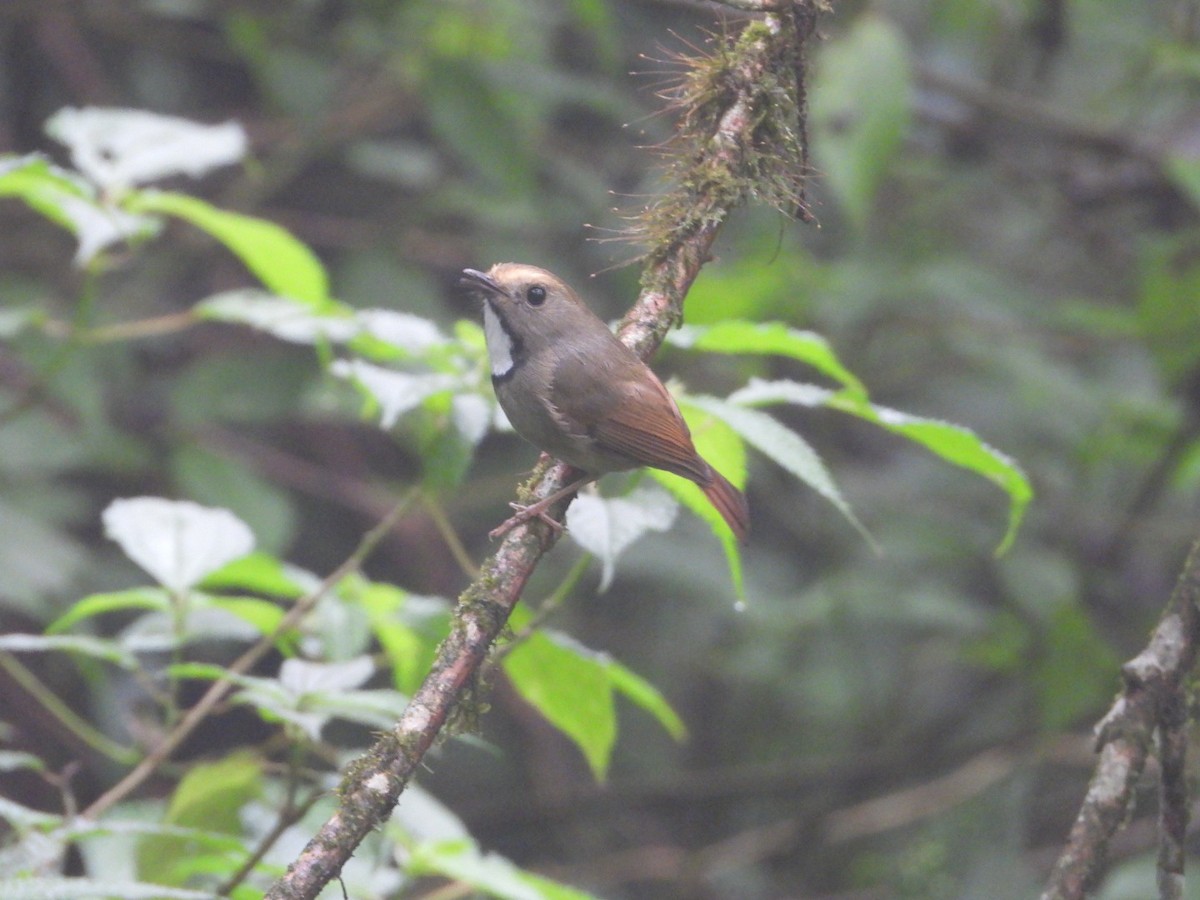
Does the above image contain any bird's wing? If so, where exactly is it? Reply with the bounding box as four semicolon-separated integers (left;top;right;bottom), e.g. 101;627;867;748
550;348;709;482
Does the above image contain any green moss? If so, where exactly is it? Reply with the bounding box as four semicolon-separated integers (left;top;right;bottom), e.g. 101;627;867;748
631;11;811;259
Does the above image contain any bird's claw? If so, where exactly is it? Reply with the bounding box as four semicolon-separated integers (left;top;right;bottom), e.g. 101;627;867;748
488;501;565;540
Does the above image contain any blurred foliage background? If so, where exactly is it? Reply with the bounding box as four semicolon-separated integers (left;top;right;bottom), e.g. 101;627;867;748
2;0;1200;897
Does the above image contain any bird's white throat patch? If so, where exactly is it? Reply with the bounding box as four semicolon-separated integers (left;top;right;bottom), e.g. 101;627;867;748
482;302;514;377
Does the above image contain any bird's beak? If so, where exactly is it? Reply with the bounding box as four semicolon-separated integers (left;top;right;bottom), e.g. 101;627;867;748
459;268;502;295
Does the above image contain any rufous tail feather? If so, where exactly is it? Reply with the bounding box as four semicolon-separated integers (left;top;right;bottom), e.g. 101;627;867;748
702;467;750;542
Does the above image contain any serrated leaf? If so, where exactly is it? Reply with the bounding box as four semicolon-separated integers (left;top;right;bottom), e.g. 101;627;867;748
127;190;329;306
503;630;615;781
566;485;678;591
46;107;246;190
669;321;865;392
689;395;875;549
102;497;255;593
730;379;1031;553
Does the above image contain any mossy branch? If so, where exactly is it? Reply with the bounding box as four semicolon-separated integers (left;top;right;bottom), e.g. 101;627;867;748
264;5;822;898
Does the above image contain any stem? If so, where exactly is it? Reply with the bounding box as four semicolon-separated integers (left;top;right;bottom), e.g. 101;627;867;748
0;651;138;765
263;6;817;897
81;492;417;821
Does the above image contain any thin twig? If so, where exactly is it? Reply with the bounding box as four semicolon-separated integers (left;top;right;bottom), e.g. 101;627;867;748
80;493;416;821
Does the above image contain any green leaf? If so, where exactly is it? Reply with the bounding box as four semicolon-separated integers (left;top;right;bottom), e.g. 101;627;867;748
195;290;357;344
604;658;687;742
408;838;598;900
355;586;450;694
165;753;262;831
0;751;46;773
102;497;256;592
503;609;687;780
126;190;330;306
651;401;748;598
730;380;1031;554
810;15;912;228
565;484;678;591
0;154;158;263
0;155;90;231
689;394;876;550
827;393;1031;554
46;588;169;634
139;753;261;885
503;628;616;781
0;633;138;669
209;597;286;636
0;795;64;828
669;321;866;393
198;551;309;599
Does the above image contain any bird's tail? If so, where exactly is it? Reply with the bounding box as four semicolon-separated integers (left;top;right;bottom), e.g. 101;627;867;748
702;467;750;542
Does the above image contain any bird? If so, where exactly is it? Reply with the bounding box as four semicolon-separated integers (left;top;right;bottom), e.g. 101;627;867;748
460;263;749;541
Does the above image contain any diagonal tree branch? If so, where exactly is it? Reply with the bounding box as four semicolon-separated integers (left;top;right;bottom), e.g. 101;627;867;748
264;5;821;898
1040;537;1200;900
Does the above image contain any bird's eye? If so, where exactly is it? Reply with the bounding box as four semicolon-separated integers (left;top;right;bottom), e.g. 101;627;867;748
526;285;547;306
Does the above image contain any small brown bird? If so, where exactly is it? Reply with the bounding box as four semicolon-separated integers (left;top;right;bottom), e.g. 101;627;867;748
460;263;749;541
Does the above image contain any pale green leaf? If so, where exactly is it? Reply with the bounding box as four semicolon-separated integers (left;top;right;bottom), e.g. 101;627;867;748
604;659;687;742
409;839;598;900
46;588;169;634
669;321;865;392
0;633;138;669
689;395;875;549
565;484;678;591
46;107;246;190
102;497;255;593
126;190;329;306
199;552;310;598
503;629;615;781
0;155;157;264
195;290;357;343
730;379;1031;553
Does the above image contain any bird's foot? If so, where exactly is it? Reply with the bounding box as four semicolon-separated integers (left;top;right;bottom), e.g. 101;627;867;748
488;473;595;540
488;499;565;540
